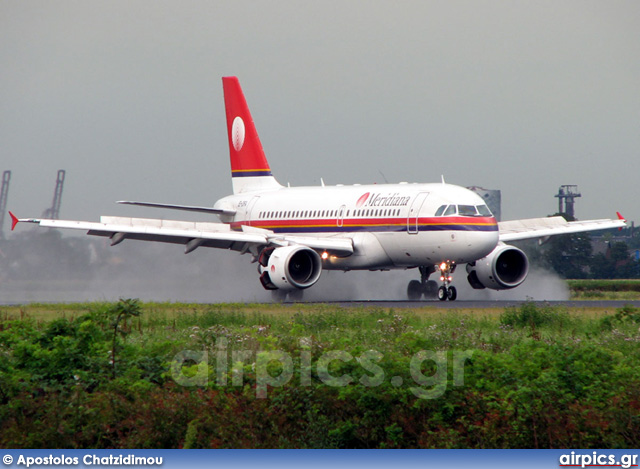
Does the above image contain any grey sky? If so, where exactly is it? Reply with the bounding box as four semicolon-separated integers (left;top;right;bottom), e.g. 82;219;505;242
2;1;639;228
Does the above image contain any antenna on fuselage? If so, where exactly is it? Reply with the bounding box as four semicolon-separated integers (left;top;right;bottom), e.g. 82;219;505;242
320;178;325;187
441;175;446;184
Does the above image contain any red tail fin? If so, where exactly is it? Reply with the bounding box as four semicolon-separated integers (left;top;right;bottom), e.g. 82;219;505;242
222;77;281;194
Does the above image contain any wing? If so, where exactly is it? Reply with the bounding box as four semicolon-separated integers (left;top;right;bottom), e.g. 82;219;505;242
499;214;626;242
12;214;353;257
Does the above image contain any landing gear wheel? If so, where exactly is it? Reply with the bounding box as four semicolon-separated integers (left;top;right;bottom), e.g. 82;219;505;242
424;280;438;298
447;286;457;301
437;286;448;301
407;280;423;300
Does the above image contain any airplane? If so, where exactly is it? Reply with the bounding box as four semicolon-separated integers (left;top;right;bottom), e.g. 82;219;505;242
10;76;627;301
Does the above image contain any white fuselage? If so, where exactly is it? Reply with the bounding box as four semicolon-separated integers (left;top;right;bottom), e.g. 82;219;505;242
215;182;499;271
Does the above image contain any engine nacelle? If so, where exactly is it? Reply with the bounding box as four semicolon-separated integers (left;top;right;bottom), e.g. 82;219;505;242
258;245;322;291
466;244;529;290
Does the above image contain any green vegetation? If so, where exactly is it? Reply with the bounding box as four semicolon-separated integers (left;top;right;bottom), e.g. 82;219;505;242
1;300;640;448
568;279;640;300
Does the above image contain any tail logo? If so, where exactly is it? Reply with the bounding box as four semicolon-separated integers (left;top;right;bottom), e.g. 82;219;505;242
356;192;370;208
231;116;246;152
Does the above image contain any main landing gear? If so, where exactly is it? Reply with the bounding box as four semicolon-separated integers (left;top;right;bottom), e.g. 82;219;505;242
407;262;457;301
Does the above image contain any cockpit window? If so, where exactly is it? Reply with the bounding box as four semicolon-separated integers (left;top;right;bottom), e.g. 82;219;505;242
443;205;457;216
458;205;477;216
436;204;493;217
476;204;492;216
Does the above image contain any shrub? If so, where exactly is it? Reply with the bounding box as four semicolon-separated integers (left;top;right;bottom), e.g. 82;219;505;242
500;301;570;329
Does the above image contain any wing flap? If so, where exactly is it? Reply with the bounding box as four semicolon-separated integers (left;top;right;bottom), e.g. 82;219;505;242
31;216;268;249
499;216;626;242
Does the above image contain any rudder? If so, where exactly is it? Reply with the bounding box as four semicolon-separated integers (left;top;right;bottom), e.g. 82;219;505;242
222;77;282;194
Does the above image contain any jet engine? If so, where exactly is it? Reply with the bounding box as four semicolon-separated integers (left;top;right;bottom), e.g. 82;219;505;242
258;245;322;291
466;244;529;290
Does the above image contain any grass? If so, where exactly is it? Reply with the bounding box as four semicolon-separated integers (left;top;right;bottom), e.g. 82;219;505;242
0;301;622;324
2;300;640;448
568;279;640;300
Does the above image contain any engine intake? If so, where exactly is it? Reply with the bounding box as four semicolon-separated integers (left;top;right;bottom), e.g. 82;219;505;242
258;245;322;291
466;244;529;290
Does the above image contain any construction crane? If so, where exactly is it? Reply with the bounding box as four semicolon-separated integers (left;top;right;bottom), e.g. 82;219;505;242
42;170;66;219
0;170;11;238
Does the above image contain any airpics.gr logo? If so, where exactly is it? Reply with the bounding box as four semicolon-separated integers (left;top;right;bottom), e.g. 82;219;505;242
231;116;245;152
357;192;411;208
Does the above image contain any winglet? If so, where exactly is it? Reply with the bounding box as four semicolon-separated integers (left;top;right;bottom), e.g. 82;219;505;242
9;211;19;231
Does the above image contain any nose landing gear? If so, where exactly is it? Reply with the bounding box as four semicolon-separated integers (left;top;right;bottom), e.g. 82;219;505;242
436;261;457;301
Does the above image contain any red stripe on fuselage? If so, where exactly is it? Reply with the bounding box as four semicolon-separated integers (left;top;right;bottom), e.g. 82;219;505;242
230;216;497;232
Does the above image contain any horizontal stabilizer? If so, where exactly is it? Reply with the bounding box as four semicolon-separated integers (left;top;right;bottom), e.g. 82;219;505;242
117;201;236;216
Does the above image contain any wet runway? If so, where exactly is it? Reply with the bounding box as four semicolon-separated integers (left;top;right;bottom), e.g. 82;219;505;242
2;298;639;309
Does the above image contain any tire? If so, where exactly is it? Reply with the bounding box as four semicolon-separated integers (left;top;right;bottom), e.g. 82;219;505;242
407;280;423;300
424;280;438;298
447;286;457;301
437;286;448;301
